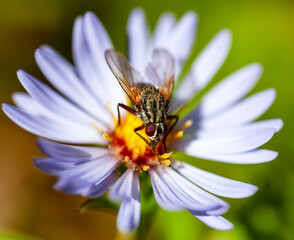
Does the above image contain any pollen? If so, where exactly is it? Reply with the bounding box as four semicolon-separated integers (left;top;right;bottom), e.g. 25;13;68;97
160;152;172;159
142;165;150;171
103;133;111;141
163;159;171;166
182;120;193;130
105;112;189;172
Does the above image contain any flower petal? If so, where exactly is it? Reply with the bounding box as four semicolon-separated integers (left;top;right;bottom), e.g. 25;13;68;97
194;215;233;231
201;89;276;129
89;172;119;198
108;168;140;203
150;167;228;214
200;63;263;118
17;69;106;127
72;16;113;123
181;127;275;154
12;92;48;116
127;8;149;73
174;162;258;198
174;29;232;104
36;138;108;162
197;119;283;138
35;46;108;122
83;12;125;114
152;12;175;50
117;194;141;233
2;104;104;144
184;149;278;164
164;11;198;63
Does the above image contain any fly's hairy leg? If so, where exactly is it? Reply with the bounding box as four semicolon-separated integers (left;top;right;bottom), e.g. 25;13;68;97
134;125;162;164
117;103;136;125
162;115;179;154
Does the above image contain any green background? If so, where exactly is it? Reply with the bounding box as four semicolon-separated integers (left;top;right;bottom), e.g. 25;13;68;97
0;0;293;239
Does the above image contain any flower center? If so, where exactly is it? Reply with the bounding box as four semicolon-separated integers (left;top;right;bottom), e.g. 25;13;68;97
107;113;165;171
101;112;192;172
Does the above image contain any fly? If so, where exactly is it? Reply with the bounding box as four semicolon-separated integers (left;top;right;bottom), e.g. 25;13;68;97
105;49;178;162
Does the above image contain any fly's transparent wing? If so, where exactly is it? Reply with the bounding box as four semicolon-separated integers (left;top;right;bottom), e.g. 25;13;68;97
145;49;175;102
105;49;145;105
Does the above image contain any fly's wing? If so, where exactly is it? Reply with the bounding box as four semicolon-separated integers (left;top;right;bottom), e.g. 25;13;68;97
145;49;175;102
105;49;145;105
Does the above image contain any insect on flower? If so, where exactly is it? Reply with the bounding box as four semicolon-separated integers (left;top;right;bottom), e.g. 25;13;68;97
105;49;178;161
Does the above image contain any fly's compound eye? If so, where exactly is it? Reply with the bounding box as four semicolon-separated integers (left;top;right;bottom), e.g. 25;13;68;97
163;123;169;136
146;124;156;137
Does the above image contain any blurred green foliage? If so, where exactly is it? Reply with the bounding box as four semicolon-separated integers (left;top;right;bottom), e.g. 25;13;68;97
0;0;293;239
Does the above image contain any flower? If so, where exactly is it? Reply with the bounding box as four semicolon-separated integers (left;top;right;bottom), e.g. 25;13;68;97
2;8;282;233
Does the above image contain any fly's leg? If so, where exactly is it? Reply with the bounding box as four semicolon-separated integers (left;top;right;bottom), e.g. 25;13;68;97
166;115;179;133
117;103;136;126
134;125;162;164
162;115;179;153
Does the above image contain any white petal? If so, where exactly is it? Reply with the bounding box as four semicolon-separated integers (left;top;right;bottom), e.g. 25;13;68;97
149;168;228;214
72;16;114;123
17;69;105;127
108;168;139;203
83;12;125;114
2;104;104;144
37;138;109;161
89;172;119;198
164;11;198;63
35;46;110;122
12;92;47;116
117;195;141;233
174;162;258;198
197;119;283;139
183;127;275;154
200;63;263;117
184;149;278;164
174;29;232;103
191;29;232;90
127;8;149;73
201;89;276;129
195;215;233;231
152;13;175;50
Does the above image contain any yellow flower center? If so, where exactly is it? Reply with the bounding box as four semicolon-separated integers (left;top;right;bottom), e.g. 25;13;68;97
101;112;192;172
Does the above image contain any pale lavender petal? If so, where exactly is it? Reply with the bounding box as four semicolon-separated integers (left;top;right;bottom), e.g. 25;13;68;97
183;149;278;164
182;128;275;154
2;104;104;144
174;29;232;104
34;157;75;175
108;168;140;203
83;12;125;114
35;46;108;122
197;119;283;139
37;138;109;162
201;89;276;129
152;13;175;50
12;92;48;116
117;194;141;232
17;69;104;127
127;8;149;73
164;11;198;63
72;16;113;124
150;167;228;214
194;215;233;231
89;172;119;198
200;63;263;118
174;161;258;198
54;177;92;196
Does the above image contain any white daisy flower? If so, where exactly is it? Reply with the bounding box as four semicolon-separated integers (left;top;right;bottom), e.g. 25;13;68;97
2;8;282;233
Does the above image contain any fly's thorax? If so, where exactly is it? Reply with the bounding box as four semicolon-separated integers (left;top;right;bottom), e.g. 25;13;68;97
135;84;168;125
